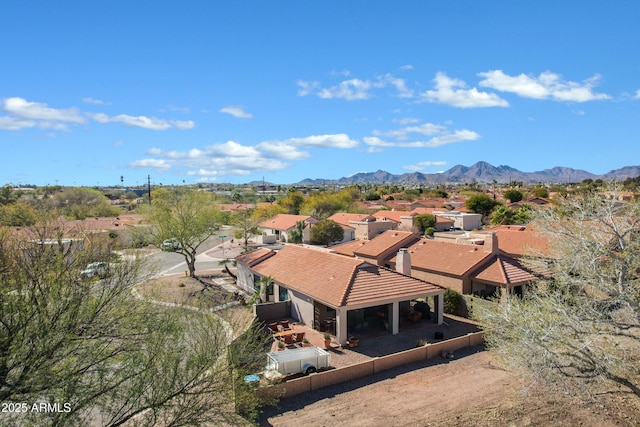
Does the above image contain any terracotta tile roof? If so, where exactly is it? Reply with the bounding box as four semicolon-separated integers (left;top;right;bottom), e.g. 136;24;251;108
327;213;374;227
55;214;144;237
394;238;493;277
384;200;413;211
410;207;439;215
235;248;275;266
473;255;538;286
258;214;315;231
251;245;365;307
330;239;369;257
372;210;411;223
411;198;447;208
486;225;551;258
352;230;420;258
373;208;452;224
345;266;443;306
250;245;443;307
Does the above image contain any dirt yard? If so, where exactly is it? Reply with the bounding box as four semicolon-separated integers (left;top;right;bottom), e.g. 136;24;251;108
259;349;640;427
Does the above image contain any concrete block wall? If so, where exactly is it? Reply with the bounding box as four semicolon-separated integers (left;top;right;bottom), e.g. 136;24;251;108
278;332;484;398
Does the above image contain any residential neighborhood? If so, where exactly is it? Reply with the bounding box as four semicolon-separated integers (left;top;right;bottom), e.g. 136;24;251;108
1;178;639;426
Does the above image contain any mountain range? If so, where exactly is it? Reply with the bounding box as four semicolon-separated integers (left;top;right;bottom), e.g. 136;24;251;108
295;162;640;185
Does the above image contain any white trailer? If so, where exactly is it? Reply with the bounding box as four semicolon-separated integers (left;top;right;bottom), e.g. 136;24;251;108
266;346;331;376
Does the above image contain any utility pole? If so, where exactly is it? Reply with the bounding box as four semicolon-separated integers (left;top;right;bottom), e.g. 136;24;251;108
147;175;152;205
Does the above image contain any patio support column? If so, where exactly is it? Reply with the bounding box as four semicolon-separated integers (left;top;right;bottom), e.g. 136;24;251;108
436;292;444;325
259;281;267;303
391;301;399;335
336;308;348;346
273;283;280;302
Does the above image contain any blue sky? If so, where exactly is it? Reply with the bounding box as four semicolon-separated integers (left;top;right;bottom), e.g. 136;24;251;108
2;1;640;187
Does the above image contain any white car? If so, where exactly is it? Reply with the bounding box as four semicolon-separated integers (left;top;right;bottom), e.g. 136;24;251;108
161;238;180;251
80;262;109;279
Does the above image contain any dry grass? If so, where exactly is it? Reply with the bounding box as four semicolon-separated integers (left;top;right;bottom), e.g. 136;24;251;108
136;273;237;310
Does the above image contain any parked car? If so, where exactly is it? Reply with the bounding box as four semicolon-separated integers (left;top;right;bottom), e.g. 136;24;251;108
161;238;180;251
80;262;109;279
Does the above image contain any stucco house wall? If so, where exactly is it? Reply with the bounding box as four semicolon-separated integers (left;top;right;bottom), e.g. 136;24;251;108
434;212;482;231
351;220;397;240
287;288;315;327
236;262;256;295
408;269;467;294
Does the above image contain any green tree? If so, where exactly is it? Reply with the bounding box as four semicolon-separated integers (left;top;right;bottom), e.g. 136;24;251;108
288;220;306;244
513;204;534;224
252;204;287;221
0;222;268;426
0;202;37;226
232;208;259;248
503;189;524;203
490;205;515;225
529;186;549;198
465;193;500;217
279;191;304;215
49;187;120;220
0;185;15;205
310;219;344;246
414;214;436;234
475;184;640;398
147;191;222;277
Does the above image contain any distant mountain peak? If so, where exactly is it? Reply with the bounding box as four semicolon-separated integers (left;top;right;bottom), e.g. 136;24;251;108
294;162;639;185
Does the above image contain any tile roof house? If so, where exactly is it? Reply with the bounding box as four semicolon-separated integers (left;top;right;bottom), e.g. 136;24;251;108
332;230;421;266
388;232;539;299
485;225;551;259
327;212;398;241
235;245;445;345
326;213;375;243
373;208;458;233
258;214;318;244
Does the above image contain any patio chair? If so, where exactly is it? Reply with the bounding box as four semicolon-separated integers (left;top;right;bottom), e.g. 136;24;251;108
279;320;290;330
268;322;279;334
294;332;305;343
283;334;294;346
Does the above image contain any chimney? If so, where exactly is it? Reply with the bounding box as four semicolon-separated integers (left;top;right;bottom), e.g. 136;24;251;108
396;248;411;276
484;232;499;254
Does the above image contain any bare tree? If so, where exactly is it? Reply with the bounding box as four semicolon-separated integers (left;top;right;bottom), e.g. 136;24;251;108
475;183;640;398
0;220;275;426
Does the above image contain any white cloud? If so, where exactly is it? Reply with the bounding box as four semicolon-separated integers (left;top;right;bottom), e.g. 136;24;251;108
382;74;414;98
129;158;172;169
256;141;309;160
2;97;86;123
403;161;448;172
296;80;320;96
393;117;420;125
128;133;358;177
420;72;509;108
0;116;36;130
280;133;358;149
365;122;480;149
82;97;110;105
318;78;376;100
89;113;194;130
219;106;252;119
399;64;414;71
478;70;611;102
635;89;640;99
299;74;413;100
1;97;197;134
